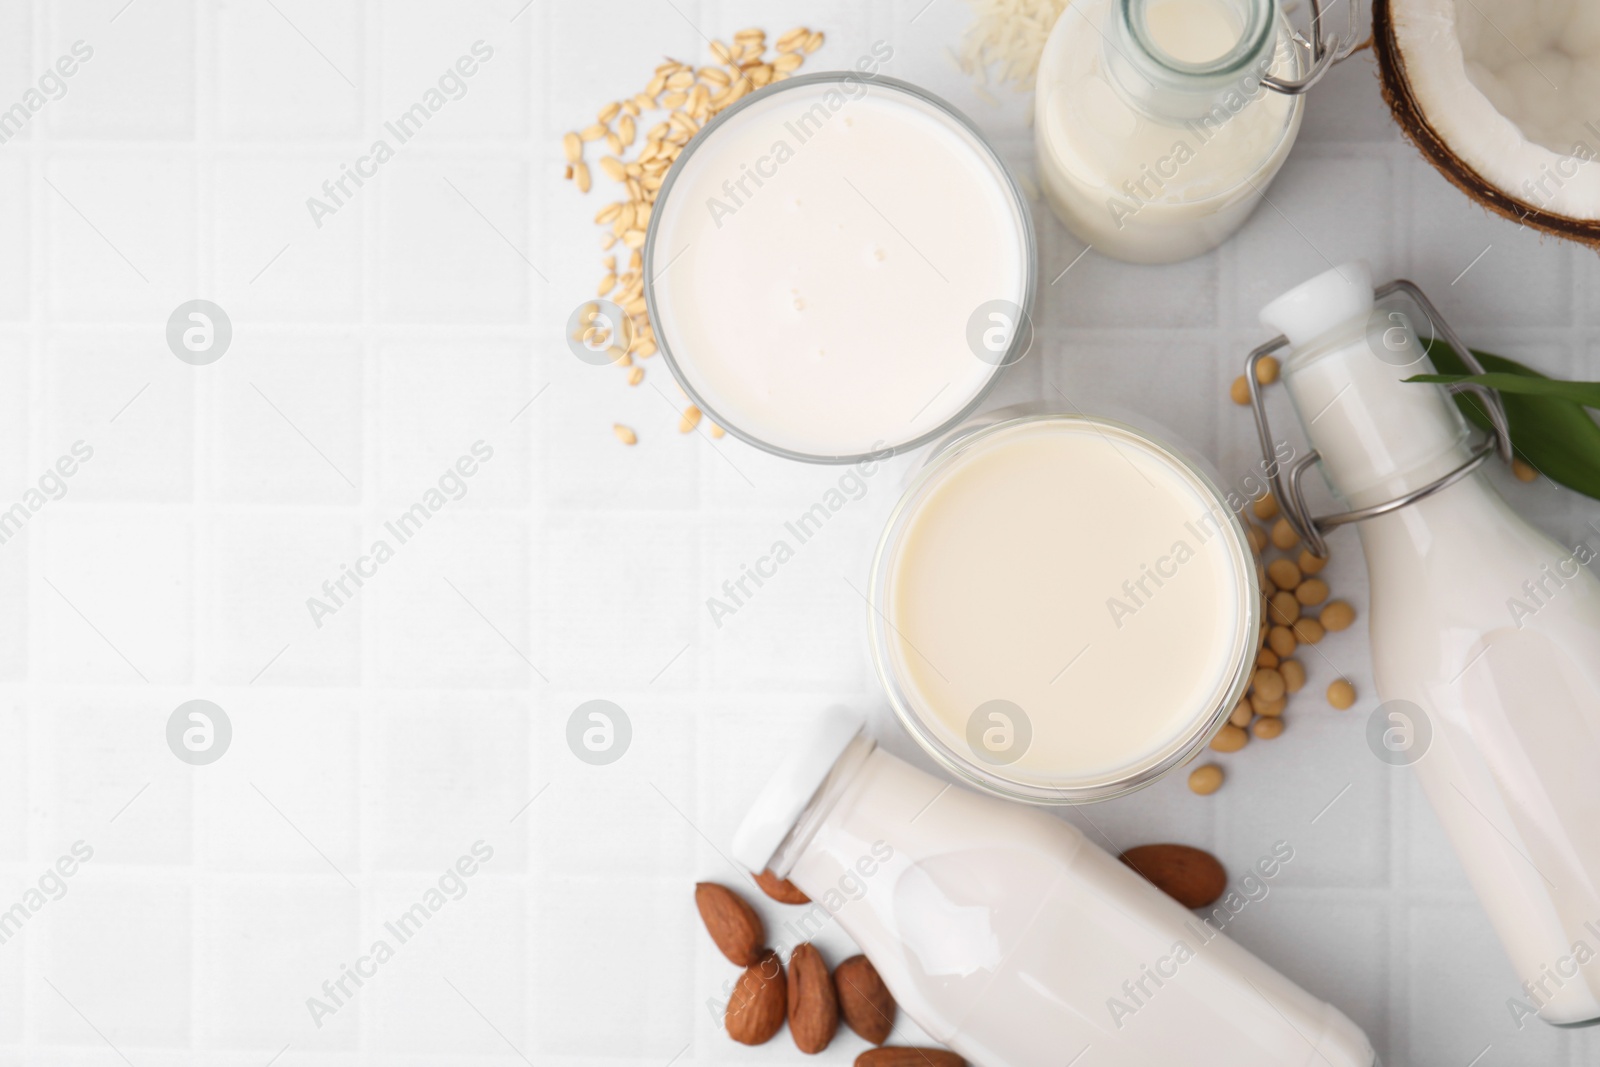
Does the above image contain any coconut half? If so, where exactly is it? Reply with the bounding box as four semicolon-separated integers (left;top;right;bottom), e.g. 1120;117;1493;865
1376;0;1600;246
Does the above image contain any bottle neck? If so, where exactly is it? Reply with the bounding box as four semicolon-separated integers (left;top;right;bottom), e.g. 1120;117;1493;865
1283;322;1475;511
1105;0;1282;121
768;733;877;879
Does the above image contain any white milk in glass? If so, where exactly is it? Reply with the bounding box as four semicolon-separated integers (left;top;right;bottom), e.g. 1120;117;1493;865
646;76;1031;460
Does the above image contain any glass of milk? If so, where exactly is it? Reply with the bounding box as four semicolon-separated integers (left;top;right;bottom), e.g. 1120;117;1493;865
868;412;1261;802
645;73;1036;463
1034;0;1309;263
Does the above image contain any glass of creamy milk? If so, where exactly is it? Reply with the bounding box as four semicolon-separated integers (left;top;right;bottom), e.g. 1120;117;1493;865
868;412;1261;802
645;73;1036;463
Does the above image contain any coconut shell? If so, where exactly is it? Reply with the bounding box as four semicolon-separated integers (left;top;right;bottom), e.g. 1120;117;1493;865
1373;0;1600;249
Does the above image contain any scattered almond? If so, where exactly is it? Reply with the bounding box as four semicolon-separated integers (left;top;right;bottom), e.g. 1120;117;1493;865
728;949;787;1045
788;943;839;1053
613;423;637;446
694;882;763;966
856;1049;963;1067
834;955;895;1045
1119;843;1228;909
754;868;810;905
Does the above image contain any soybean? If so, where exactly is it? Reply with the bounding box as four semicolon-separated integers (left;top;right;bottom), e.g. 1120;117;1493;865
1252;693;1286;718
1210;725;1249;753
1295;578;1329;606
1293;617;1326;644
1279;659;1306;693
1269;591;1301;625
1266;558;1302;590
1252;717;1284;739
1189;764;1225;795
1253;668;1286;702
1321;600;1356;632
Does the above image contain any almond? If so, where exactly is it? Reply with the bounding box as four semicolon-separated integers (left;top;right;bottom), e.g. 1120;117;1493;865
695;882;764;966
787;943;838;1053
727;949;786;1045
834;954;895;1045
1118;844;1227;910
856;1049;964;1067
754;868;810;905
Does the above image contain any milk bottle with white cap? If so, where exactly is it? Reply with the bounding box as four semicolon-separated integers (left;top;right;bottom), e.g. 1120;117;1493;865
733;712;1377;1065
1260;261;1600;1027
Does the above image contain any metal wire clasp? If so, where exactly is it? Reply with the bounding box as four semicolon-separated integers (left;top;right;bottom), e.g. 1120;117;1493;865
1245;278;1515;558
1263;0;1365;96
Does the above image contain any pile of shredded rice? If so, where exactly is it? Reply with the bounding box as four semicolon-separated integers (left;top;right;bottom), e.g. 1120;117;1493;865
954;0;1072;99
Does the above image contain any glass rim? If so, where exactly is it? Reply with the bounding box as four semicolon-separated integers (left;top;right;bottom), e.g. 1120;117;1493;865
1120;0;1278;82
867;412;1262;805
641;71;1038;466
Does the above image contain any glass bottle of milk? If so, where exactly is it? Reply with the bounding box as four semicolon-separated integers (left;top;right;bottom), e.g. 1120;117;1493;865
733;712;1377;1066
1261;262;1600;1027
1034;0;1306;263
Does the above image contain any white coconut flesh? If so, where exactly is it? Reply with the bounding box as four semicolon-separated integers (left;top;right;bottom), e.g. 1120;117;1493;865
1392;0;1600;220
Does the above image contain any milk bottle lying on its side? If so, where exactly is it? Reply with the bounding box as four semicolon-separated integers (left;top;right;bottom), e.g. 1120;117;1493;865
732;712;1377;1066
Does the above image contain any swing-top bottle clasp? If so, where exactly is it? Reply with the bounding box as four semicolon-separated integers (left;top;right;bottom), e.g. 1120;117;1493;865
1243;278;1515;558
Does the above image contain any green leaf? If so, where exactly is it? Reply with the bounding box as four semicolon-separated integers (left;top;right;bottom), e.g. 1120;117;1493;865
1418;340;1600;502
1404;372;1600;409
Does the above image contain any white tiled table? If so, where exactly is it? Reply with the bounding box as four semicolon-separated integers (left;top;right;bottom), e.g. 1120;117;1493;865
1;0;1598;1064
